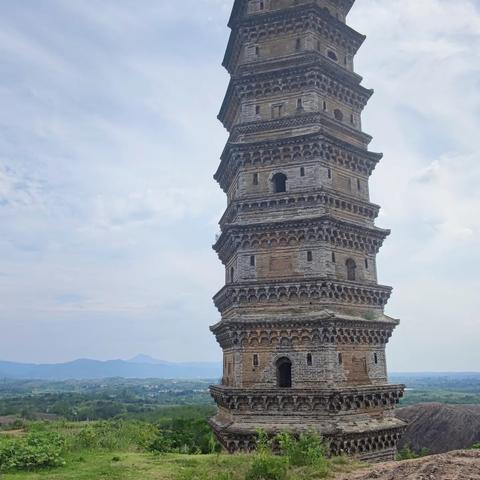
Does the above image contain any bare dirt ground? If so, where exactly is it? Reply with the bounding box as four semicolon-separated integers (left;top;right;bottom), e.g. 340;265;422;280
0;429;24;437
336;450;480;480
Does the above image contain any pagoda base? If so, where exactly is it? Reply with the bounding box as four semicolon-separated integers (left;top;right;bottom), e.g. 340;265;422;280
209;385;407;462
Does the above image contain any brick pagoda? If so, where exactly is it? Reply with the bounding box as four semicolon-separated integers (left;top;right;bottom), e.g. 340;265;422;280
209;0;406;461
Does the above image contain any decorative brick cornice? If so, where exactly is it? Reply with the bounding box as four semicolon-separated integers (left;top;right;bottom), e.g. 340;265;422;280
236;50;364;82
230;111;372;146
224;3;364;74
213;277;392;314
210;418;406;457
210;384;404;414
215;132;382;193
219;188;380;228
214;216;389;264
228;1;356;29
211;316;399;349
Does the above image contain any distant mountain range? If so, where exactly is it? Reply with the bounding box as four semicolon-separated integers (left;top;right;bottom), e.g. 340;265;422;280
0;355;222;380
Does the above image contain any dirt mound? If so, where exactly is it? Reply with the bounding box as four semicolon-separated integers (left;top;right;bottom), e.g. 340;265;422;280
337;450;480;480
397;403;480;454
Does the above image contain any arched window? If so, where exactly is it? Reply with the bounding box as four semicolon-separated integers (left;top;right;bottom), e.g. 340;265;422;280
230;267;235;283
346;259;356;281
272;173;287;193
374;353;378;365
334;109;344;121
327;49;338;62
276;357;292;388
307;353;312;366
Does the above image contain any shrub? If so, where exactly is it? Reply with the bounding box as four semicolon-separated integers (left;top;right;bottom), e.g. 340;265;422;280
396;446;429;460
396;446;417;460
0;431;65;472
362;311;376;321
148;418;220;454
277;431;328;467
69;420;157;452
246;456;288;480
245;430;288;480
471;443;480;450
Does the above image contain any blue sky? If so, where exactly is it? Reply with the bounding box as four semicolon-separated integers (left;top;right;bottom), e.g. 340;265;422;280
0;0;478;371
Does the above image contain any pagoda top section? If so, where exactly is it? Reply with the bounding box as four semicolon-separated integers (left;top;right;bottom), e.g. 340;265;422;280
228;0;356;28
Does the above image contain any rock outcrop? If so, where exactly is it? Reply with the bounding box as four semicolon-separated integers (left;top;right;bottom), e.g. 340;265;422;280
337;450;480;480
397;403;480;453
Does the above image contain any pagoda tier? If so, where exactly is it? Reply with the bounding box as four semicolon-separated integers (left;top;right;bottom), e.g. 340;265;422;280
209;0;405;461
215;133;383;193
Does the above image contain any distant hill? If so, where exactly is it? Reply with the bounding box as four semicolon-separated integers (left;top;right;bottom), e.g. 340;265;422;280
397;403;480;453
0;356;222;381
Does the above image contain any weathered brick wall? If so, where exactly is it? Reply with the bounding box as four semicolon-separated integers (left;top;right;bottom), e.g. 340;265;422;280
239;92;361;131
227;247;377;284
242;33;352;72
238;343;387;388
230;162;370;202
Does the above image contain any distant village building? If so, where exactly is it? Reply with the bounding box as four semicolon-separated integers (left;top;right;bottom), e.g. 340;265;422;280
209;0;406;461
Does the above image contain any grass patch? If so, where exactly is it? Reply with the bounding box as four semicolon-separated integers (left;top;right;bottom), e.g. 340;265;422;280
0;451;363;480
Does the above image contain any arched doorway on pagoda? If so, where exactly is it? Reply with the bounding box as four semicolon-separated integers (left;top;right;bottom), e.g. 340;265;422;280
276;357;292;388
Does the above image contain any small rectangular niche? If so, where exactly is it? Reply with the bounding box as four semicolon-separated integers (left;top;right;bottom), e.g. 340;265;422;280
253;354;259;367
307;251;313;262
307;353;313;366
253;173;259;185
272;104;283;119
250;255;256;267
